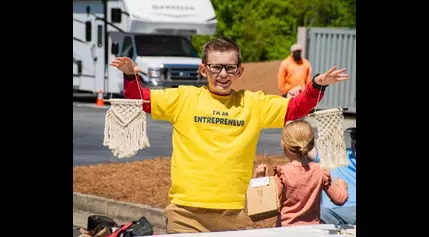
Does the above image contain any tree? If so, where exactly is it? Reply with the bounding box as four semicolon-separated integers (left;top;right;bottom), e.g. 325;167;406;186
191;0;356;62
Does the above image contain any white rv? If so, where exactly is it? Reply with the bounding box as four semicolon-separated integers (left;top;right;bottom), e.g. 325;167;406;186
73;0;217;96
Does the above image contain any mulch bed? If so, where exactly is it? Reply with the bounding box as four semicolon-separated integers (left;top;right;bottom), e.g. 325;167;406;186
73;155;290;229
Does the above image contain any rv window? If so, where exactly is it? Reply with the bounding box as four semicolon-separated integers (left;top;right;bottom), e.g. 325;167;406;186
134;35;199;58
121;36;134;58
111;8;122;23
77;60;83;74
97;25;103;47
85;21;92;42
111;42;119;55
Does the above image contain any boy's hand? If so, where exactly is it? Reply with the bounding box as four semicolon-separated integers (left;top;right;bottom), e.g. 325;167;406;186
336;178;348;190
254;164;267;178
110;57;141;75
315;66;349;86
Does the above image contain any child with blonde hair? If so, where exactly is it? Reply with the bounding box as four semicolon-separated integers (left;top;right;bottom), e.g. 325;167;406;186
255;120;349;227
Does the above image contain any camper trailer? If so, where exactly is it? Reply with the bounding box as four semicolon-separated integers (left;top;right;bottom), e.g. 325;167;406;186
73;0;217;96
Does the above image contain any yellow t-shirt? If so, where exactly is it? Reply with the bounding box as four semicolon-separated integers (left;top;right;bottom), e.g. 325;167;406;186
150;86;289;209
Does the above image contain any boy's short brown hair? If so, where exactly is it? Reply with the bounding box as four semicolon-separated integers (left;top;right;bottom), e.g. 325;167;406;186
201;36;242;65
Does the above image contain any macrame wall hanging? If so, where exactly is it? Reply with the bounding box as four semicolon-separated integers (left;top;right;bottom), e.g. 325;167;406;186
309;107;349;170
102;67;150;158
306;82;350;170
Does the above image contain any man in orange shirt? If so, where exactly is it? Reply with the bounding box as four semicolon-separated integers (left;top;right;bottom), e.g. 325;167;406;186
277;44;312;97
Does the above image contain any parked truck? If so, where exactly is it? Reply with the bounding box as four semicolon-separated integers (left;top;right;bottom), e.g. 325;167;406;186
73;0;217;97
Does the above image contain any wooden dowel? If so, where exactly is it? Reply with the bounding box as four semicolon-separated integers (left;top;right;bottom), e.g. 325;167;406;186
103;99;150;104
308;107;348;117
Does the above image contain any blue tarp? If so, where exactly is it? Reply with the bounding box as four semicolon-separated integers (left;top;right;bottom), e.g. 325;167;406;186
316;149;356;208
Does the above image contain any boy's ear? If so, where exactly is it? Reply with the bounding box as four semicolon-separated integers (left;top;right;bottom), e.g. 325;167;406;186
237;64;244;77
199;64;207;77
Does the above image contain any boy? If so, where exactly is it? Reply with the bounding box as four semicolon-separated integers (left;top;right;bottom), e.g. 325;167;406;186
110;36;349;233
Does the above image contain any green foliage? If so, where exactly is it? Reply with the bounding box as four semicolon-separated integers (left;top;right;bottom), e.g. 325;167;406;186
191;0;356;62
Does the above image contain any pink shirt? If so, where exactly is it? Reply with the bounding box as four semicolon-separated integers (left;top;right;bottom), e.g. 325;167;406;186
274;162;349;227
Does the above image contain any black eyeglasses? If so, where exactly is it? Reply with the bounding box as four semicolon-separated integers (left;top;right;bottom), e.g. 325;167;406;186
206;64;239;74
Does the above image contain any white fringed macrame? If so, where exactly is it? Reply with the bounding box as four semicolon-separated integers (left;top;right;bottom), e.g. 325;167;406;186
312;108;349;170
103;99;150;158
102;62;150;158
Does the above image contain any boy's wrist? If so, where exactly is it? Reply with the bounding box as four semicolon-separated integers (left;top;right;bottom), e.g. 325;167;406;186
124;73;137;80
312;73;328;91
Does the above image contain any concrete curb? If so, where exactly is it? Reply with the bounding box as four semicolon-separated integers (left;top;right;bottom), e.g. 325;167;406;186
73;192;166;229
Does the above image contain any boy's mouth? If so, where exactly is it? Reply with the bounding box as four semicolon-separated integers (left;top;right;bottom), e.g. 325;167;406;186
215;79;231;89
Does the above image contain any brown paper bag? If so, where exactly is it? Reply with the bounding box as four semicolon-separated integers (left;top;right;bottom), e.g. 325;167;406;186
246;175;280;222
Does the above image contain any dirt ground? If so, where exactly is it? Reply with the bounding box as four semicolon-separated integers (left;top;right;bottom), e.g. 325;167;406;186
73;61;289;229
73;155;290;229
232;60;282;95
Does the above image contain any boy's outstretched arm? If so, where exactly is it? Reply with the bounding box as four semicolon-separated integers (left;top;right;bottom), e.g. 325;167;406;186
123;74;152;113
284;76;325;122
110;57;152;113
284;66;349;123
111;57;182;123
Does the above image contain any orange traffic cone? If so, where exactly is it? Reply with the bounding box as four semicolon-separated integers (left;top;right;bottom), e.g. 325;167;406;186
96;89;105;106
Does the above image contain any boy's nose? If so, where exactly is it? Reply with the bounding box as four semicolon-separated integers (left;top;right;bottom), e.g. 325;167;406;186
219;68;228;77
